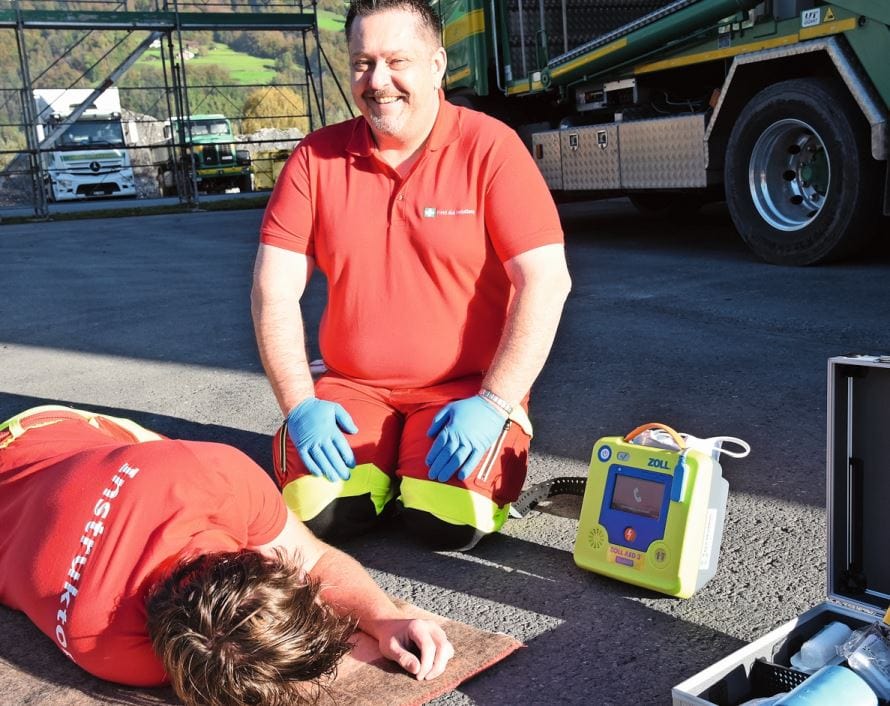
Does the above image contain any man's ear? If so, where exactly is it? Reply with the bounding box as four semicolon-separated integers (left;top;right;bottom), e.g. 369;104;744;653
432;46;447;86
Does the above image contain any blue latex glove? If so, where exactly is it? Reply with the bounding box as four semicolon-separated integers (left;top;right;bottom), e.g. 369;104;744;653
426;395;508;483
286;398;358;482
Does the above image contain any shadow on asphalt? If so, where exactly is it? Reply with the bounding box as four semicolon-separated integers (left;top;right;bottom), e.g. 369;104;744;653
341;514;749;703
0;394;275;478
559;200;751;260
560;199;890;266
0;604;176;705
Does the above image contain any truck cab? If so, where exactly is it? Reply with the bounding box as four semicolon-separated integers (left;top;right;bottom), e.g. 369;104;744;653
153;114;253;197
33;88;137;202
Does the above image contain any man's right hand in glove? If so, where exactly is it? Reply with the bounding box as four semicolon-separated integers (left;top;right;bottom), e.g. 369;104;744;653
286;398;358;482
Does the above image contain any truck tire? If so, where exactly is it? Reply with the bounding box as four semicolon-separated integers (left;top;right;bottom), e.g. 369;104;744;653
158;171;177;198
238;174;253;193
724;77;879;265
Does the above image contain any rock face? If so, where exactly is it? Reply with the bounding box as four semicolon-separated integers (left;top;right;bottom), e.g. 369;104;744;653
236;126;304;158
236;127;304;192
0;153;35;207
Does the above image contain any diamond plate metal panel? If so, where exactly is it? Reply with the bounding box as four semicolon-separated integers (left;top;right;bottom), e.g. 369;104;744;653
560;125;621;190
532;131;563;190
619;115;707;189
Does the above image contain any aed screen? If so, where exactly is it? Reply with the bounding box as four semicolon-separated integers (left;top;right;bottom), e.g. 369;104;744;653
611;475;665;519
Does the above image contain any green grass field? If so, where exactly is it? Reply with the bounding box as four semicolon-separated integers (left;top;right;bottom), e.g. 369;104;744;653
134;7;344;84
317;9;345;31
133;7;347;85
191;46;278;85
137;45;278;85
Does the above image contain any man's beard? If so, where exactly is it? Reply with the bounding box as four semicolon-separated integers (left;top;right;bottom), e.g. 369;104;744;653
367;110;409;138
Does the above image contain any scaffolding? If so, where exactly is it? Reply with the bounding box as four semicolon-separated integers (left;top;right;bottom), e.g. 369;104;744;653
0;0;351;216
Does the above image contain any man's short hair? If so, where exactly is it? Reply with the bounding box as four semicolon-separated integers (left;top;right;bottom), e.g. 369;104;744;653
146;549;355;706
345;0;443;45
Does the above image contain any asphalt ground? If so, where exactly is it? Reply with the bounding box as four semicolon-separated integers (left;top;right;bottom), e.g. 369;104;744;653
2;199;890;705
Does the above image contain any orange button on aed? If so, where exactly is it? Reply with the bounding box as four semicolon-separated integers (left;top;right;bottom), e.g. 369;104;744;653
624;526;636;542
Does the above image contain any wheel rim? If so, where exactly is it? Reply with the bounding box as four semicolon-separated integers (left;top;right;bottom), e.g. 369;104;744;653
748;118;830;232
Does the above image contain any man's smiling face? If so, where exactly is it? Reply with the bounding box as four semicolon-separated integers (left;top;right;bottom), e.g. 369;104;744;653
348;7;446;146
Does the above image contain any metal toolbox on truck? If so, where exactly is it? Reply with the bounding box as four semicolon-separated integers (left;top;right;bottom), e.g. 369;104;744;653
672;355;890;705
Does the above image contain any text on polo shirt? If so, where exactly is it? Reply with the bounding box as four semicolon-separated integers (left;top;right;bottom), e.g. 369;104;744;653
422;207;477;217
54;461;140;658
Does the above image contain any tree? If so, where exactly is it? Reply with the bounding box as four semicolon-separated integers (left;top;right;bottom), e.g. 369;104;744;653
241;86;308;133
314;29;355;125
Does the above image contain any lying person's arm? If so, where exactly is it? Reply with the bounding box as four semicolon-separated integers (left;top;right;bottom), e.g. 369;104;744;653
256;510;454;681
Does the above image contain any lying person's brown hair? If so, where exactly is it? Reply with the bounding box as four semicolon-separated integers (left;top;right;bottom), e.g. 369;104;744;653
146;549;355;706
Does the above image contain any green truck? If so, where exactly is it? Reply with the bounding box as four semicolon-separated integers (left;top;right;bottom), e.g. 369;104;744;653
152;114;253;197
435;0;889;264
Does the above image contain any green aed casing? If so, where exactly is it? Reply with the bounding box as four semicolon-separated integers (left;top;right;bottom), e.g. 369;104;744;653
573;425;728;598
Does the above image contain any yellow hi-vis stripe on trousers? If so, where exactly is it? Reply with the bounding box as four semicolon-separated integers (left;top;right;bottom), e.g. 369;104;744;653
399;477;511;534
281;463;395;522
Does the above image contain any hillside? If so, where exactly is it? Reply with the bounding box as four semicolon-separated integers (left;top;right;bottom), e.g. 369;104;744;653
0;3;354;172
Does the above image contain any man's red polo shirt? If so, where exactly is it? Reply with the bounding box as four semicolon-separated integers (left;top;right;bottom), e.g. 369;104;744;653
261;96;564;389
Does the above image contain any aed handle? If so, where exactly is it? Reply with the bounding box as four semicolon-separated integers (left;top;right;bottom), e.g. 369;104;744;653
623;422;686;450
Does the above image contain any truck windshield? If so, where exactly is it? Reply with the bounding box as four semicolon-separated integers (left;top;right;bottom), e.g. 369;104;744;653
58;120;125;148
187;119;231;136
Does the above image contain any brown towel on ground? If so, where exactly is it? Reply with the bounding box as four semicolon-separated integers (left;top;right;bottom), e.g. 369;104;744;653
0;599;522;705
321;599;523;706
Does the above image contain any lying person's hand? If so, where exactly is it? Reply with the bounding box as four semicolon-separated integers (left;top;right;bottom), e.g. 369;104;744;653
374;617;454;680
286;397;357;482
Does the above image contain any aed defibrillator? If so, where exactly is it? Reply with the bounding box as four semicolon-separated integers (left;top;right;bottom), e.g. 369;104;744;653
574;423;748;598
513;422;749;599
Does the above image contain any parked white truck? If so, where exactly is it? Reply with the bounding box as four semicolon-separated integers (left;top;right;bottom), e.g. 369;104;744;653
33;88;137;201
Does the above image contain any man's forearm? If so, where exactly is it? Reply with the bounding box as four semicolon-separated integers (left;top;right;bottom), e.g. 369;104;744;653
309;544;408;635
308;541;453;681
251;244;318;415
259;498;453;679
263;511;405;632
483;274;570;407
251;292;316;415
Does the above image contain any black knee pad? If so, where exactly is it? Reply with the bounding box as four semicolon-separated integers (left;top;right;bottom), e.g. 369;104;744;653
400;507;487;552
304;494;380;540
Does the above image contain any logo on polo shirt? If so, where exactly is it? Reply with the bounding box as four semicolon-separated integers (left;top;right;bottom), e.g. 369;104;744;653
423;207;477;218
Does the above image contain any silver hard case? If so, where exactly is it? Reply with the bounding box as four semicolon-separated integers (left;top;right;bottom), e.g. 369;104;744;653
673;355;890;705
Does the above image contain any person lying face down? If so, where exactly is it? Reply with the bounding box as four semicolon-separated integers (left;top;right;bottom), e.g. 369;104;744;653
0;406;454;705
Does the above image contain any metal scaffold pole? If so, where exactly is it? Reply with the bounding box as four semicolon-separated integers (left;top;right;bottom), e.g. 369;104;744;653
300;0;316;132
172;0;198;208
15;10;48;218
2;0;330;214
311;0;326;127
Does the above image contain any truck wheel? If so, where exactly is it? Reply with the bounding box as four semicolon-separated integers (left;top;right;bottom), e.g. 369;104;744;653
158;172;177;198
238;174;253;193
724;77;879;265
